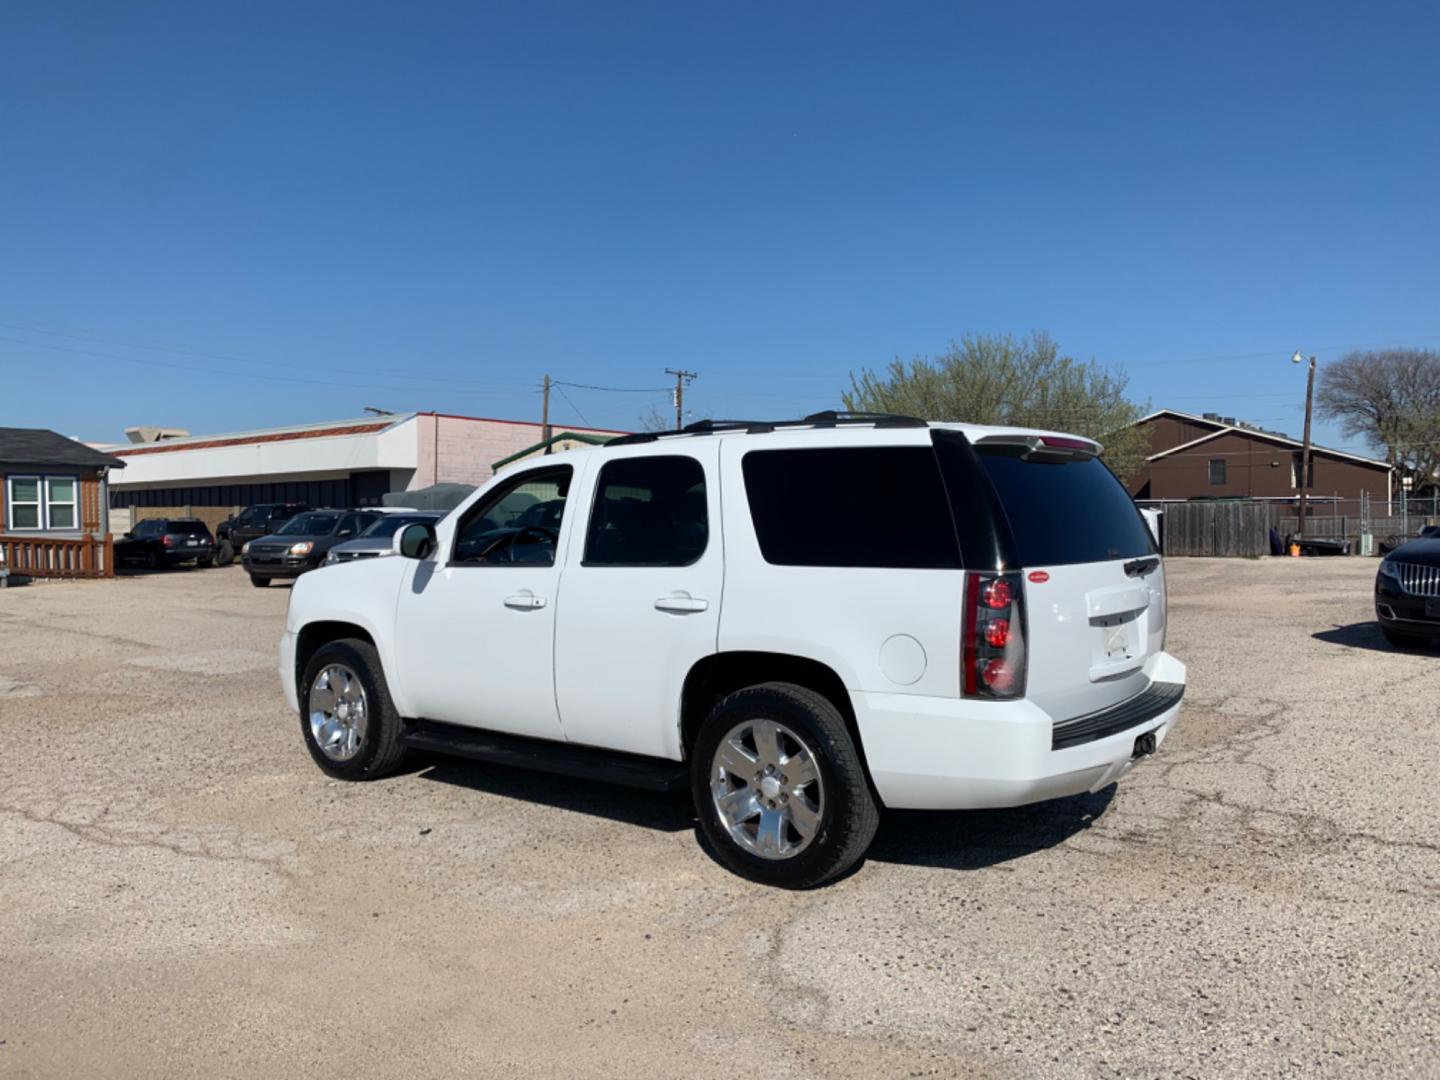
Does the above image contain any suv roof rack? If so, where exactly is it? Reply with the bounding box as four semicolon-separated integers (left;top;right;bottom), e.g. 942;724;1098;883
605;410;927;447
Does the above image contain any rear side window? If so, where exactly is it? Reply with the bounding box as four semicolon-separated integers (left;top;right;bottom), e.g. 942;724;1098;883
742;447;961;568
976;450;1154;566
170;521;210;536
584;456;708;567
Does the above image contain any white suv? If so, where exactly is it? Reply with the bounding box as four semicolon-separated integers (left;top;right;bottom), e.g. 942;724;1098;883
279;412;1185;888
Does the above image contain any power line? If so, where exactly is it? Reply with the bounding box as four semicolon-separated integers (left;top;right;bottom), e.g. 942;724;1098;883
0;317;536;389
551;379;669;393
553;383;590;427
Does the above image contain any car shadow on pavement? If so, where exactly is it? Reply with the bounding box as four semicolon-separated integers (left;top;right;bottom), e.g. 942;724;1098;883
414;756;696;833
863;785;1118;873
1313;622;1439;653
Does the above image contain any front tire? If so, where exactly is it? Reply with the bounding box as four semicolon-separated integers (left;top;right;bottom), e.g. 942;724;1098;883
249;573;269;588
692;681;879;889
299;639;409;780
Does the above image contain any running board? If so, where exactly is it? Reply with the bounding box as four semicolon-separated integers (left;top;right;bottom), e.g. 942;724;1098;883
400;720;689;793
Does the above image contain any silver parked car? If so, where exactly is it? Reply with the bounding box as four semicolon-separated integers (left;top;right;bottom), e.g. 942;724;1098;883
323;511;446;566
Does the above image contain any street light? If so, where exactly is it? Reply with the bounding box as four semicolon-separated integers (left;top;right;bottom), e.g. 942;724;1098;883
1292;351;1317;540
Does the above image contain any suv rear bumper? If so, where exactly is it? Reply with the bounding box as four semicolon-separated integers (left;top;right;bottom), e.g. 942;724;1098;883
854;651;1186;810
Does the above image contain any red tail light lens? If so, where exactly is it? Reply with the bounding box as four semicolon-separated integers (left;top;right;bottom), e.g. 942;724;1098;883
963;571;1026;699
161;534;175;547
981;579;1013;609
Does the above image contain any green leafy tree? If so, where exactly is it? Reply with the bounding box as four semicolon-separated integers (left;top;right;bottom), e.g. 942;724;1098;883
842;333;1149;482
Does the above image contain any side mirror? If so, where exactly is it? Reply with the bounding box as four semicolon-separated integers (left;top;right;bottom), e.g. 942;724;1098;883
123;531;134;539
395;522;438;560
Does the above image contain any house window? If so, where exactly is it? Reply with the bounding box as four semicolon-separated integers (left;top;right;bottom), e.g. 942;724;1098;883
9;477;42;529
46;477;77;529
1208;459;1226;485
6;475;81;530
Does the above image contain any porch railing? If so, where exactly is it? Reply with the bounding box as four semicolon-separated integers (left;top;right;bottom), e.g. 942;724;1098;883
0;534;114;579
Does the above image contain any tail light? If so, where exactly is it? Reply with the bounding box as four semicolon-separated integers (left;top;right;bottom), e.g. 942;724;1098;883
963;570;1026;698
161;534;175;548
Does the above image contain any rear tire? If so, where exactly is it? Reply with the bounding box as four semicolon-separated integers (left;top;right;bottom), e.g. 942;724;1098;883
215;541;235;567
692;681;879;889
1382;624;1431;648
144;550;159;570
299;638;409;780
249;573;269;588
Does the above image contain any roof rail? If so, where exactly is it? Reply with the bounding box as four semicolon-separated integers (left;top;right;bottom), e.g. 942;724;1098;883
604;411;928;447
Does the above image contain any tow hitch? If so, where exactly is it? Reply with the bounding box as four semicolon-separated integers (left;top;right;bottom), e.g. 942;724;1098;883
1132;731;1157;758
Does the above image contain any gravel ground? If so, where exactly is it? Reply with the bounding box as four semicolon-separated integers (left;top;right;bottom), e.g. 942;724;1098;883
0;558;1436;1079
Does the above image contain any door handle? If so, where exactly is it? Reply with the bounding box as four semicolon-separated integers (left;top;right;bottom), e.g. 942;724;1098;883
654;594;709;614
504;592;547;610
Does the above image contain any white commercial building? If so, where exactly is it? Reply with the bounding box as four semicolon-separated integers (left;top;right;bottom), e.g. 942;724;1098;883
108;412;621;516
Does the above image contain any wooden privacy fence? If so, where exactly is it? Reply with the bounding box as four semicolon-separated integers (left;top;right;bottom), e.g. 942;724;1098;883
0;534;114;578
1159;503;1270;558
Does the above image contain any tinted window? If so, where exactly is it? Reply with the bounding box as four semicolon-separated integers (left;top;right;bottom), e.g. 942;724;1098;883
270;504;308;522
278;512;340;535
170;521;210;536
976;450;1154;566
235;507;265;526
1209;459;1226;485
584;456;708;567
134;519;165;537
453;467;571;565
742;447;961;568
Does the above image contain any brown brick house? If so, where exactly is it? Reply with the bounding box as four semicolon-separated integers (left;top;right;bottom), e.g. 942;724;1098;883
1125;409;1392;507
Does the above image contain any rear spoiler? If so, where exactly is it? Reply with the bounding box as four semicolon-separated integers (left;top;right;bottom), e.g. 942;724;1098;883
972;434;1102;461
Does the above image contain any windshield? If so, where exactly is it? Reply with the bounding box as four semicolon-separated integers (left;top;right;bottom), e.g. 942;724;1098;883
278;512;340;536
360;514;432;540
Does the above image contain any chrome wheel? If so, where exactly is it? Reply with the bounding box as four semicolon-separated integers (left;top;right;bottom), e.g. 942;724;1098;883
710;718;824;860
308;664;368;762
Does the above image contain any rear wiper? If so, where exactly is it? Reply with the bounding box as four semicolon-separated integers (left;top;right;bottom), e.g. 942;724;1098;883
1124;556;1160;577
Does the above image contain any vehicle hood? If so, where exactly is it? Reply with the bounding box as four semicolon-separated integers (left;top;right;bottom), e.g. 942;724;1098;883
1385;538;1440;565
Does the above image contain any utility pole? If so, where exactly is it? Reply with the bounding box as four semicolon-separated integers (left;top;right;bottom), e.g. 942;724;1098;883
541;374;552;453
1291;351;1317;540
665;368;697;431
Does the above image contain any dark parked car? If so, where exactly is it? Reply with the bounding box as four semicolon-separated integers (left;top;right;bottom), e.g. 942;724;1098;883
1375;536;1440;647
215;503;312;565
242;509;382;587
114;518;215;569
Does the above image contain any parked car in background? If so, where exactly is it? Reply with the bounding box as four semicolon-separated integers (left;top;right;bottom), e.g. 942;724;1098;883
324;511;445;565
280;412;1185;888
1375;536;1440;647
243;509;382;587
215;503;312;565
114;518;215;569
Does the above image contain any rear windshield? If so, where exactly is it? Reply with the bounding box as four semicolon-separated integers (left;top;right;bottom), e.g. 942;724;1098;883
278;512;340;535
169;521;210;536
742;447;961;568
977;450;1155;566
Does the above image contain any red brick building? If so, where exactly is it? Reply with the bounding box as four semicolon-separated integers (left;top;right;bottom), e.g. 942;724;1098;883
1126;409;1392;507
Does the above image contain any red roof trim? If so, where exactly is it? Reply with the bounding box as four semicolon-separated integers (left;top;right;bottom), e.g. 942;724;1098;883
112;422;391;456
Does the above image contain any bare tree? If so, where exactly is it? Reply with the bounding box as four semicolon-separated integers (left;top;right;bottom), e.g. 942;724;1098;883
1316;349;1440;486
843;332;1150;482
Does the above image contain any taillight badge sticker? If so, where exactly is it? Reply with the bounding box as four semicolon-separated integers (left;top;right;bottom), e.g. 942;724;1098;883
1028;571;1049;584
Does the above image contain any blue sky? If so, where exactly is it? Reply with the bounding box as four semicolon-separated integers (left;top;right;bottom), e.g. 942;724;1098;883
2;1;1437;453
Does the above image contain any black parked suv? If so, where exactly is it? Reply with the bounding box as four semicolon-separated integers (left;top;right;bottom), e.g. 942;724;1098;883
242;509;382;587
215;503;311;566
114;518;215;569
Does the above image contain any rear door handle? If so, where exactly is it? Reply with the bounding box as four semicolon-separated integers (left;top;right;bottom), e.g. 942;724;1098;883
655;594;709;614
504;592;547;610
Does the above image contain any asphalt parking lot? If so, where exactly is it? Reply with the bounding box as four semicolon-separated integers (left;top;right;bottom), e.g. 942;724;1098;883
1;558;1436;1078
